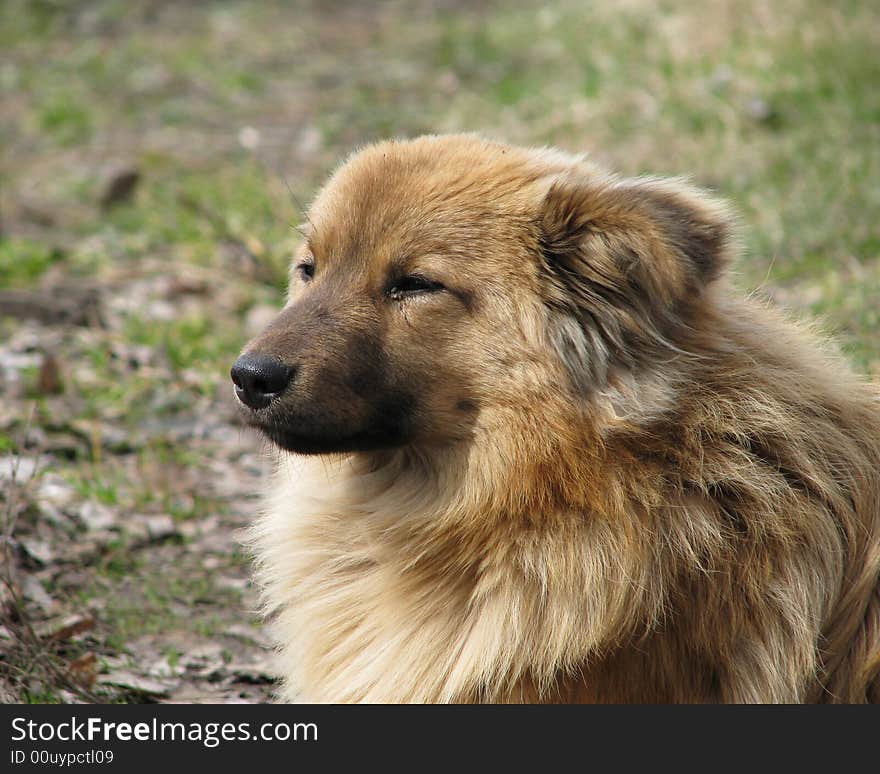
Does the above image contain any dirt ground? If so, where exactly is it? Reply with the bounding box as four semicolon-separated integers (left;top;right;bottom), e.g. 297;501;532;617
1;0;877;703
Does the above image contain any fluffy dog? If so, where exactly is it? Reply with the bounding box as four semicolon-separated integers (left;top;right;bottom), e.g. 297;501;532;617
232;134;880;703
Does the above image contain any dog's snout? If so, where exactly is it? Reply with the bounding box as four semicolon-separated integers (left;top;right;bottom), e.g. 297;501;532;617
231;353;293;410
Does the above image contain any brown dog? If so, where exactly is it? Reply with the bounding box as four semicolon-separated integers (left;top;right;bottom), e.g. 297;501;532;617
232;134;880;703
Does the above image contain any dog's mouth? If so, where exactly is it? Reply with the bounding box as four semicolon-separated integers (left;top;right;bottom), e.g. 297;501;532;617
237;401;411;456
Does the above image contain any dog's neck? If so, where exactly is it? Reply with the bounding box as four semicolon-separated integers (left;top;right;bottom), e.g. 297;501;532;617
252;408;682;702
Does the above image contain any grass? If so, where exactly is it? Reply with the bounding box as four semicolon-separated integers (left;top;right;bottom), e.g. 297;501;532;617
0;0;877;701
78;568;245;655
123;312;243;374
0;239;64;286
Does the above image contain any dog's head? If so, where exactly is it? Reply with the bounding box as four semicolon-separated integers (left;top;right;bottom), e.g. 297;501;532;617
232;134;732;454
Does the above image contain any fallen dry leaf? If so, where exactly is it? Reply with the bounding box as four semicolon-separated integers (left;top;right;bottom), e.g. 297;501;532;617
68;652;98;687
99;165;141;210
41;614;97;642
37;352;64;395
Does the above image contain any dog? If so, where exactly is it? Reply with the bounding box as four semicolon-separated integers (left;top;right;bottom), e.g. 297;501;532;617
232;134;880;702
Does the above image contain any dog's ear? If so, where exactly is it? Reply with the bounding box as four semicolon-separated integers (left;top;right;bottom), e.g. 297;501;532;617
538;172;734;387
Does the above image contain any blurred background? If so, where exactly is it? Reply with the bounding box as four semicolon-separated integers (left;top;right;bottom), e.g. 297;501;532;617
1;0;877;702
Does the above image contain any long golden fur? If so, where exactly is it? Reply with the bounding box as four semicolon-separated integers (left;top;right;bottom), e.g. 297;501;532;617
236;134;880;703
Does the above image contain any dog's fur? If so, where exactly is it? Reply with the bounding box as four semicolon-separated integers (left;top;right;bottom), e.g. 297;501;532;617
237;134;880;703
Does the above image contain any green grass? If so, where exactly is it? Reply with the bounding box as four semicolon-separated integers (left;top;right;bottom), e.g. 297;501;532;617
123;312;245;374
0;239;64;286
36;90;93;145
67;472;120;506
82;571;245;654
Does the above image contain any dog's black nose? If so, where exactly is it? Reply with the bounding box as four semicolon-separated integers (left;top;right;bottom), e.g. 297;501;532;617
230;353;292;410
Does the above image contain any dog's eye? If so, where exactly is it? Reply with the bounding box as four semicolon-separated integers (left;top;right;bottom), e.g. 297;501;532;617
295;261;315;281
388;275;444;300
